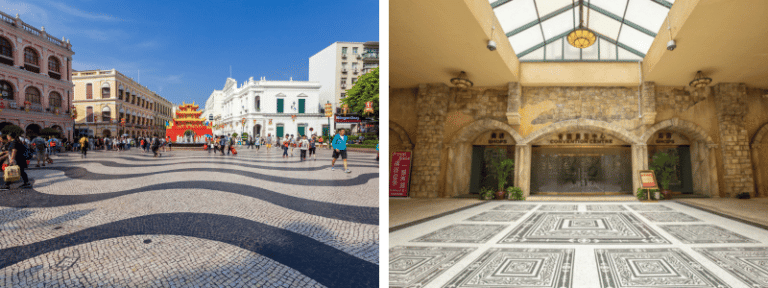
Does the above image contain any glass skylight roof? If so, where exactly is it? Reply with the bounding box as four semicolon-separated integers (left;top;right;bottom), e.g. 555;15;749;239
490;0;673;61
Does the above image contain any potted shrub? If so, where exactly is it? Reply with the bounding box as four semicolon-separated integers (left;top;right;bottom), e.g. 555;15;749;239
636;188;661;201
505;186;525;201
492;158;515;200
650;151;678;200
479;187;494;200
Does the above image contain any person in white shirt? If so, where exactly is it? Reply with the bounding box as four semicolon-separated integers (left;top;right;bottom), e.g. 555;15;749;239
299;135;309;161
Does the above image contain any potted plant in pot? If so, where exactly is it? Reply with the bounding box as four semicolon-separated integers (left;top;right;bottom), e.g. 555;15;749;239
505;186;525;201
479;187;494;200
491;158;515;200
650;151;678;200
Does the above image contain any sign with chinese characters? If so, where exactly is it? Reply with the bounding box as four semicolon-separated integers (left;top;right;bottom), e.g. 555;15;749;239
639;170;658;189
652;131;690;145
389;151;412;197
335;115;362;123
364;101;374;115
472;130;515;146
324;103;333;117
532;130;629;146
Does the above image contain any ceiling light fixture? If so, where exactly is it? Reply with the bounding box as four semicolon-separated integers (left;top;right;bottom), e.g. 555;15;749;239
689;71;712;88
567;0;596;49
450;71;473;89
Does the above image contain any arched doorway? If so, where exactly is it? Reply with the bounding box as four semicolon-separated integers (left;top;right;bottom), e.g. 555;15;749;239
750;122;768;197
640;118;719;197
26;123;42;136
253;124;261;137
443;119;523;197
102;129;111;138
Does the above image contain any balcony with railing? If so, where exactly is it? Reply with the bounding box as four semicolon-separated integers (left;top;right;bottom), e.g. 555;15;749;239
362;52;378;61
0;10;72;51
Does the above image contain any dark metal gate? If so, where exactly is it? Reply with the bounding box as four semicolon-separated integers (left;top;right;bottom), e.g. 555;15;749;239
530;146;632;193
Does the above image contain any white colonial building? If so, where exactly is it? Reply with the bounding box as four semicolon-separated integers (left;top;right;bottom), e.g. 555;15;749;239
204;77;329;139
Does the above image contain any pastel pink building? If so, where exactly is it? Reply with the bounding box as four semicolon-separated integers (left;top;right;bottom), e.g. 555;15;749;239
0;12;75;140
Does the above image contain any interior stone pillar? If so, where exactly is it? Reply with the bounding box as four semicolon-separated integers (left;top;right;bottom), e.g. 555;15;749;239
515;144;531;196
410;83;450;198
641;82;657;126
506;82;521;126
445;143;472;197
751;144;763;197
631;144;647;195
707;144;720;198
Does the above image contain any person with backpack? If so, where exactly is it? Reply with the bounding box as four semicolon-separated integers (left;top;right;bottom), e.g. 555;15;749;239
2;132;32;190
226;134;234;156
32;134;47;167
309;135;317;160
79;135;89;158
331;129;351;173
151;134;161;157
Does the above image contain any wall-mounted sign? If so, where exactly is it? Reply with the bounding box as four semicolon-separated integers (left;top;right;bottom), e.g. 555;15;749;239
335;115;362;123
473;131;515;146
651;131;690;145
639;170;658;189
533;130;628;146
389;151;412;197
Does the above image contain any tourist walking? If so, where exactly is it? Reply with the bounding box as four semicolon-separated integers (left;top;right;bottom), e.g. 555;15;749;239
266;134;272;153
79;135;89;158
290;135;296;157
32;134;47;167
151;134;161;157
299;135;309;161
281;137;289;158
254;136;261;151
226;135;234;155
331;129;350;173
309;135;317;160
1;132;32;190
219;136;226;156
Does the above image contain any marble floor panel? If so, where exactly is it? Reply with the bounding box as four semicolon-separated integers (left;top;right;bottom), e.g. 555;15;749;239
390;201;768;288
1;149;379;288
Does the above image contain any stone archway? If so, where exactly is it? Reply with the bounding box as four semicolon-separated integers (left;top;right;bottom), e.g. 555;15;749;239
751;122;768;197
442;119;523;197
389;121;414;152
641;118;719;197
26;123;42;136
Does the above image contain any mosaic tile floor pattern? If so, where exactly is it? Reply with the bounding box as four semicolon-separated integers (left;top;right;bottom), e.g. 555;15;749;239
1;149;379;288
390;201;768;288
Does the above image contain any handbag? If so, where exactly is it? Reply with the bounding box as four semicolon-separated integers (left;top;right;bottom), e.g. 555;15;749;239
4;165;20;183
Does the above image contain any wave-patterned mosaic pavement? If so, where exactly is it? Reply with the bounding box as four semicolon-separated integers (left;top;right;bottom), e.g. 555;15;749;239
390;201;768;288
0;149;379;287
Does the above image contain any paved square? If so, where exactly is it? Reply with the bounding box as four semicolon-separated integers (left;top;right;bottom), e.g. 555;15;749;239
443;248;574;288
0;149;379;288
499;212;669;244
411;224;508;243
595;248;730;288
637;212;703;222
465;211;527;222
627;204;674;211
389;246;476;288
492;204;538;211
586;205;627;211
660;225;759;243
694;247;768;288
537;204;578;211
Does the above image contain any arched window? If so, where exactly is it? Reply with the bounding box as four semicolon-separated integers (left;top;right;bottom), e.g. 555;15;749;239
86;83;93;99
255;96;261;111
48;56;61;79
102;106;111;122
86;106;94;122
0;81;14;100
0;37;13;66
49;92;62;108
25;86;41;104
101;83;110;99
24;47;40;73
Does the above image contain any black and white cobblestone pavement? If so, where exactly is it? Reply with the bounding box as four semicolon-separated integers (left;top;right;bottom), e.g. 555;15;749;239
0;148;379;287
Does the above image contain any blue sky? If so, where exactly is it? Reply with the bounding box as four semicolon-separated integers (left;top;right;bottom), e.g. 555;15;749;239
0;0;378;104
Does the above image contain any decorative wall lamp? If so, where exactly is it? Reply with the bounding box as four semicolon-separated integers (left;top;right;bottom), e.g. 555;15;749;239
450;71;473;89
567;0;596;49
689;71;712;88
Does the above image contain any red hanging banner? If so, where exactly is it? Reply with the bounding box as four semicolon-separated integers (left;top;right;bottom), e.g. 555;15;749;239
389;151;412;197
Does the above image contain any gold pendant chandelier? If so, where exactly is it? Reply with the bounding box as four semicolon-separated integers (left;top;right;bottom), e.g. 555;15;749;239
567;0;596;49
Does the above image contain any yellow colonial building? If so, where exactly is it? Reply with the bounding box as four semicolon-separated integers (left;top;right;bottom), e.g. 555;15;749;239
72;69;173;138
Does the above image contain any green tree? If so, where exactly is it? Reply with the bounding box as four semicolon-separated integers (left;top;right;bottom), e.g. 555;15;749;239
1;125;23;136
341;67;378;120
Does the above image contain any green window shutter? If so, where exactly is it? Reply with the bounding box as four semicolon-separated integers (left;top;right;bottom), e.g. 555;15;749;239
298;126;305;136
276;126;284;137
277;98;284;113
298;99;305;114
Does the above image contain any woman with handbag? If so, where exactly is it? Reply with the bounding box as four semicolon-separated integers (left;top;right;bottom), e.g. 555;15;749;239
2;132;31;190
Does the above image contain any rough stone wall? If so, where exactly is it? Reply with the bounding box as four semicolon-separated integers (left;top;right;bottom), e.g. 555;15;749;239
449;88;508;121
655;86;711;113
522;87;640;127
410;84;450;198
714;83;755;197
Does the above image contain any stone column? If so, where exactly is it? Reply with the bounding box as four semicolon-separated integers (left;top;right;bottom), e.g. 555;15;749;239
714;83;754;197
506;82;521;126
707;144;720;198
641;82;656;126
515;144;531;196
751;144;763;197
631;144;648;195
410;83;450;198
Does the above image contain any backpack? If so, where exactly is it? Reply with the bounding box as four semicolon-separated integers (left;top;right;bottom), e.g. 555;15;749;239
21;142;33;160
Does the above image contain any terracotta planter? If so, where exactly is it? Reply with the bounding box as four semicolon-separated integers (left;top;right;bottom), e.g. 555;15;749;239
495;190;505;200
661;189;672;200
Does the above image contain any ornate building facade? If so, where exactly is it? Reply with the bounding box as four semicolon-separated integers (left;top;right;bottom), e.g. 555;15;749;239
204;77;326;138
0;12;75;139
72;69;173;138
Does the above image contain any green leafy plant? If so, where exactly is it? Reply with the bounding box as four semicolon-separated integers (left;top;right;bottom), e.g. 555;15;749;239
637;188;661;200
650;151;679;190
340;67;379;120
231;132;238;138
636;188;646;200
1;124;23;136
241;132;249;139
479;187;494;200
490;156;515;192
505;186;525;201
